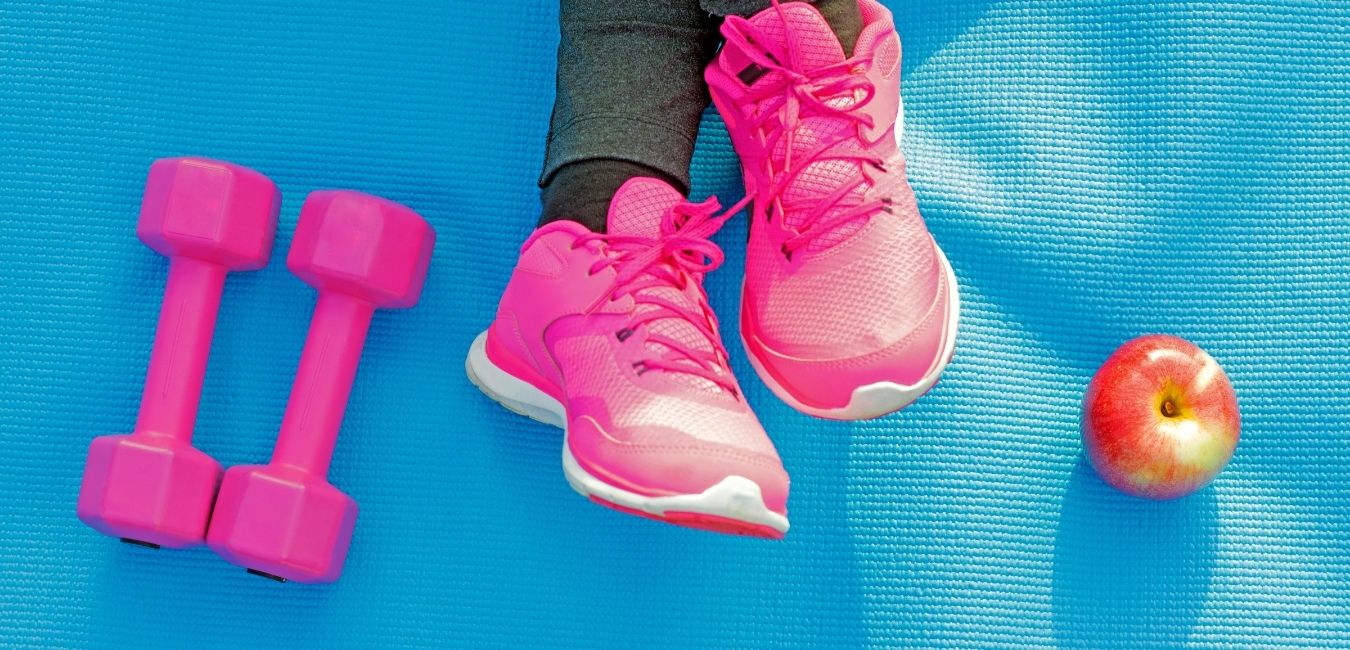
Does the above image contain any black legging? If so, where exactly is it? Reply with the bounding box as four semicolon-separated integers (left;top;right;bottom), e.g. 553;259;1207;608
538;0;862;232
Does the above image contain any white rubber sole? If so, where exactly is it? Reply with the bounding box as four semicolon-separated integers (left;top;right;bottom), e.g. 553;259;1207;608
466;332;789;536
742;245;961;421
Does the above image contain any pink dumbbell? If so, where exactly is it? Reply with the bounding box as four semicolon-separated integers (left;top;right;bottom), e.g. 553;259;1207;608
77;157;280;548
206;190;434;583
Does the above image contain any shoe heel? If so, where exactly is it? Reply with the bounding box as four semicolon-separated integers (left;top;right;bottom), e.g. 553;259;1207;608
466;330;565;428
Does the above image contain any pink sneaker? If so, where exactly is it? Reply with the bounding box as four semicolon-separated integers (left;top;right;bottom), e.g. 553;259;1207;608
706;0;959;420
467;178;789;538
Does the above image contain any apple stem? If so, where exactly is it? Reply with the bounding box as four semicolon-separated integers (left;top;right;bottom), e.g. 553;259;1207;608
1161;399;1179;418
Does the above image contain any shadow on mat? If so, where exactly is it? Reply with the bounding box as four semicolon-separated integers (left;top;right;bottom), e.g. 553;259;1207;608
1052;456;1217;649
893;0;999;73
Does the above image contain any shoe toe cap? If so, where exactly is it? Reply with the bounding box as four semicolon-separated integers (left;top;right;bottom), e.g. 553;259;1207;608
744;265;955;413
567;416;790;515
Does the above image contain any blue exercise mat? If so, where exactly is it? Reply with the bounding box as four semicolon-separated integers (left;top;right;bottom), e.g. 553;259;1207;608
1;0;1347;647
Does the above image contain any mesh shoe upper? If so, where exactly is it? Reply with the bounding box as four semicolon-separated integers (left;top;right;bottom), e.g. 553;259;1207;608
488;177;787;508
706;0;953;410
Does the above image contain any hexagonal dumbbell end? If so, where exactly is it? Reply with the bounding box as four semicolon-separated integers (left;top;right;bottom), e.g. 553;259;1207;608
78;157;279;549
138;157;280;270
208;190;433;582
206;465;357;583
77;435;222;548
286;190;435;308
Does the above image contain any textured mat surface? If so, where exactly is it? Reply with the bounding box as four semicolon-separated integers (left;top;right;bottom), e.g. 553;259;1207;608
1;1;1348;648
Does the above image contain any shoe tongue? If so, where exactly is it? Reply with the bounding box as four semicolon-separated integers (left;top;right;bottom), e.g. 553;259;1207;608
721;2;846;85
721;5;872;252
605;177;684;239
603;177;731;396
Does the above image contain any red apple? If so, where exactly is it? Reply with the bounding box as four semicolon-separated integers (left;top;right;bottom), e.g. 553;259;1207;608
1082;335;1240;499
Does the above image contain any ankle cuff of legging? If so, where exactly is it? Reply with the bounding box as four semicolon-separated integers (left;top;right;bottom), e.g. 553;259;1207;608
540;114;695;191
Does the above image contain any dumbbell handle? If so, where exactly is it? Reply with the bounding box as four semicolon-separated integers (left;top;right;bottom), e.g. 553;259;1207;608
271;291;375;476
134;256;227;442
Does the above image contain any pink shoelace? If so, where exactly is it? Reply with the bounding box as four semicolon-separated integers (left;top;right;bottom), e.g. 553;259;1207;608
573;195;752;395
721;2;891;257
